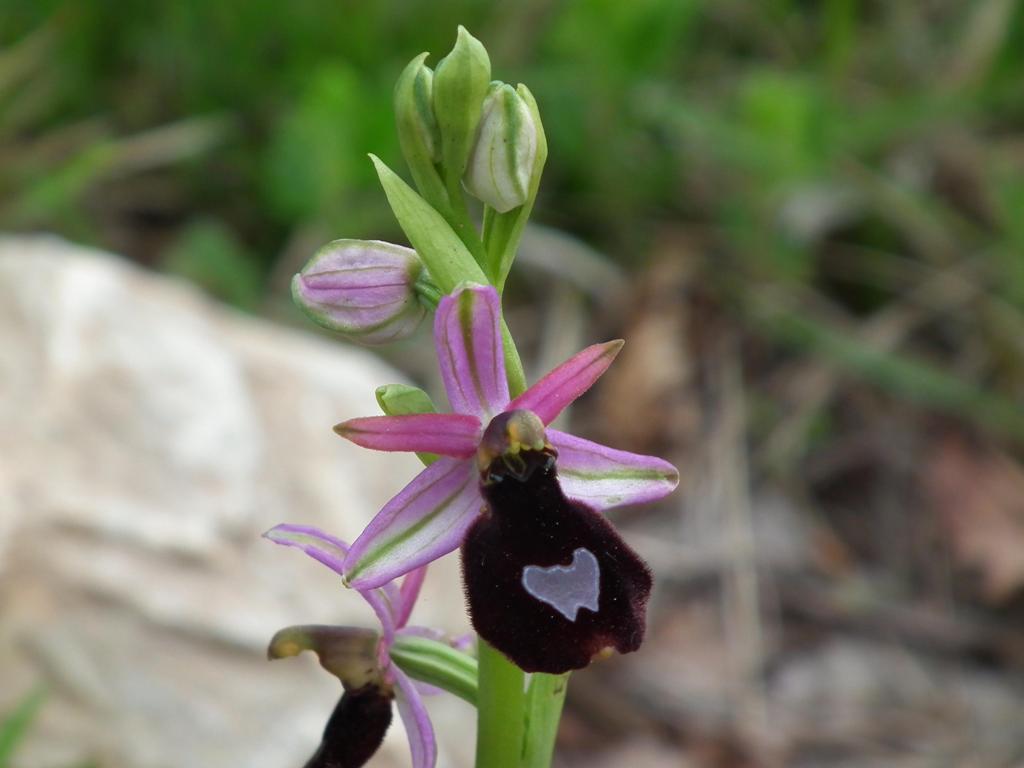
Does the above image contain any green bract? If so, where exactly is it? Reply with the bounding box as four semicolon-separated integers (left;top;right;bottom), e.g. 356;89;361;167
370;155;487;292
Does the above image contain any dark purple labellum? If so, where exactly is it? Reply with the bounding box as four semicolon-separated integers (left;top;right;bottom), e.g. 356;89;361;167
304;684;394;768
461;446;652;674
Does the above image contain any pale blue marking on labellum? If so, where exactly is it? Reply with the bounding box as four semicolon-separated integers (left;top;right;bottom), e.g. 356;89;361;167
521;547;600;621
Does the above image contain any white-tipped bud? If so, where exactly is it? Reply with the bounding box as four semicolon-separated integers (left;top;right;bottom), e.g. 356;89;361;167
463;82;538;213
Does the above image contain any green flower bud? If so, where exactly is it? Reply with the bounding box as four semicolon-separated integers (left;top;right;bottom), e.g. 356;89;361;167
464;82;538;213
432;26;491;183
395;54;441;163
394;53;449;214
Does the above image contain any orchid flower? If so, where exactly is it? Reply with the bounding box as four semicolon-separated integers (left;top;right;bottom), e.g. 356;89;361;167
264;524;436;768
333;283;679;673
265;27;683;768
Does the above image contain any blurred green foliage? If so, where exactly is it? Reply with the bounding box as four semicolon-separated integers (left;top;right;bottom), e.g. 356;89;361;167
1;0;1022;440
0;687;44;767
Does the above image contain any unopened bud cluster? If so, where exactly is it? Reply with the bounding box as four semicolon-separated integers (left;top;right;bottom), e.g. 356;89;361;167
293;27;543;347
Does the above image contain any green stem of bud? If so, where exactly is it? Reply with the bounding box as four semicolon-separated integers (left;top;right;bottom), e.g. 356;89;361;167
414;273;443;309
500;318;527;397
443;177;493;279
389;635;479;707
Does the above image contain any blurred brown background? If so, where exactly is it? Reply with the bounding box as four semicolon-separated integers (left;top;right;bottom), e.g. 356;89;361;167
2;1;1024;766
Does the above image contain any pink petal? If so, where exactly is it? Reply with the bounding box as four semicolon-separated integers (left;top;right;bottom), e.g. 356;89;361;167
548;429;679;510
263;523;350;574
508;340;623;425
263;524;399;641
363;590;398;647
395;566;428;630
335;413;481;457
392;665;438;768
434;284;509;419
344;458;484;590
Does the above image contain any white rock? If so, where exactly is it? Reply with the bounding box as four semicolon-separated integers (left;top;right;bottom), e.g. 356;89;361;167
0;236;472;768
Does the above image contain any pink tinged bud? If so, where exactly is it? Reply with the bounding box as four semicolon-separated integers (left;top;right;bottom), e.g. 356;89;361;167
463;83;538;213
292;239;428;345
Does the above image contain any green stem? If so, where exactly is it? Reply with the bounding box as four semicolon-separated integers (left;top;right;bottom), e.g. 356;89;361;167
501;319;528;397
444;171;493;278
522;674;569;768
475;641;526;768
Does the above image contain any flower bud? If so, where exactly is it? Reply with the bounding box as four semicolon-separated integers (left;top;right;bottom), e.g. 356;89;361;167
394;53;449;213
395;54;441;163
432;26;491;181
463;82;538;212
292;239;427;345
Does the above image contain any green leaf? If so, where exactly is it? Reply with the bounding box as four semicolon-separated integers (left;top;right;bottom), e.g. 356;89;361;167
0;687;45;766
389;635;479;707
370;155;488;293
263;64;371;220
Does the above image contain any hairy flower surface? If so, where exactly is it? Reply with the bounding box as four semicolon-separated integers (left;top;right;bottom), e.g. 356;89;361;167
461;410;652;672
265;524;436;768
333;284;678;672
